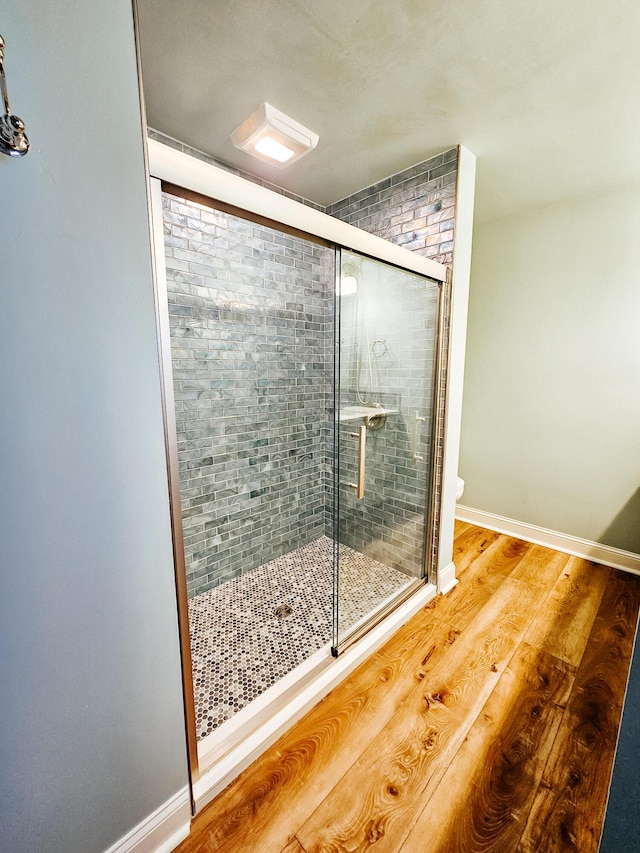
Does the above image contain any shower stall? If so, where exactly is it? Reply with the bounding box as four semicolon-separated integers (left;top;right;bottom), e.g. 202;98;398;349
148;140;450;793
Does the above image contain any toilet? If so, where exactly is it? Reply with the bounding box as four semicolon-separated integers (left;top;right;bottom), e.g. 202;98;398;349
456;476;465;502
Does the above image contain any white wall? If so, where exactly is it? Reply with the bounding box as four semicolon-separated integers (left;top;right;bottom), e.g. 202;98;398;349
459;182;640;554
0;3;188;852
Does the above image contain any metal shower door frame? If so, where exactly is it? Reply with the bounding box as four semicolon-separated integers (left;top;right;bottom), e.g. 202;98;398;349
145;139;450;808
331;247;449;656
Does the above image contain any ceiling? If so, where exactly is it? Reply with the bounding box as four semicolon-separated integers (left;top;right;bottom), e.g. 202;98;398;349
136;0;640;222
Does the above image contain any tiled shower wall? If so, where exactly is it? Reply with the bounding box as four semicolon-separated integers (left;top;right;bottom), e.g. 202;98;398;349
154;130;458;593
326;148;458;265
163;192;333;596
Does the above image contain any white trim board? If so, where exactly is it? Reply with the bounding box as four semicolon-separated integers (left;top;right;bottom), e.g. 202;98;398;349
437;561;458;594
147;139;446;282
102;786;190;853
456;505;640;575
193;582;438;813
437;145;476;582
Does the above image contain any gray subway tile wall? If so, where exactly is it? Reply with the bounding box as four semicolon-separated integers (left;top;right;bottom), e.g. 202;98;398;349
157;135;457;596
326;148;458;267
163;192;333;596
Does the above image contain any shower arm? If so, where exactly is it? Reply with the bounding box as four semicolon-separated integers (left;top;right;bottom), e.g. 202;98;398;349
0;34;30;157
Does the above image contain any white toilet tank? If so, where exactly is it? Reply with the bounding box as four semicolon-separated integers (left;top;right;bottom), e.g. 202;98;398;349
456;477;465;501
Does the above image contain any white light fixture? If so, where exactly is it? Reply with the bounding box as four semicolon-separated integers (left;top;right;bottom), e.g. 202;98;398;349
254;136;295;163
230;102;319;168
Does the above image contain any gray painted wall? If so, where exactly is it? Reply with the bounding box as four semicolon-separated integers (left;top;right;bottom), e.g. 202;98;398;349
0;3;188;852
459;184;640;554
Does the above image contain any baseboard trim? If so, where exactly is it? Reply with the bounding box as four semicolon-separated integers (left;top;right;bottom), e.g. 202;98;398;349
102;786;191;853
438;560;458;594
456;505;640;575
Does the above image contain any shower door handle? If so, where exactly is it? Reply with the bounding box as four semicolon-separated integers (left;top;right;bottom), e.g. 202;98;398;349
413;410;426;463
348;425;366;499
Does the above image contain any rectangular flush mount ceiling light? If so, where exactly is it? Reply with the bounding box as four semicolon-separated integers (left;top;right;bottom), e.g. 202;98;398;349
230;102;319;167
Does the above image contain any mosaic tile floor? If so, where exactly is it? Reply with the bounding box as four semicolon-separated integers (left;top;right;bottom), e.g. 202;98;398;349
188;536;413;741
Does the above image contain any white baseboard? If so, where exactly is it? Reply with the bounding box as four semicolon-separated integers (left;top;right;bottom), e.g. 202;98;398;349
456;505;640;575
103;786;191;853
438;560;458;594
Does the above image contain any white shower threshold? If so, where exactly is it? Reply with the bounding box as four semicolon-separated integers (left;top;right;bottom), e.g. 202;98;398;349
193;579;438;813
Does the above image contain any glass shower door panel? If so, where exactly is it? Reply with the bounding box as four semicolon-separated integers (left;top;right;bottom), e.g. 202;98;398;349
334;249;440;651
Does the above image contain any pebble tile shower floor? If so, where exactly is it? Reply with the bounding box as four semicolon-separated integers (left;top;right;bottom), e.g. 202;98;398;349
188;536;413;740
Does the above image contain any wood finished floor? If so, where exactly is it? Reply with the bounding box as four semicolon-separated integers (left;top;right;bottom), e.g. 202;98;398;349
175;523;640;853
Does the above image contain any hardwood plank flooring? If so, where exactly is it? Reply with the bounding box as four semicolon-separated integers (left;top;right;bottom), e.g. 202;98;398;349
400;643;575;853
523;557;610;667
453;523;502;576
517;572;640;852
279;839;306;853
174;526;640;853
181;606;457;852
509;544;570;591
297;578;548;852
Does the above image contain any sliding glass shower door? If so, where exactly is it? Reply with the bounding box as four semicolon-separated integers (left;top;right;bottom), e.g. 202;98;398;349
333;249;442;652
155;182;445;759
